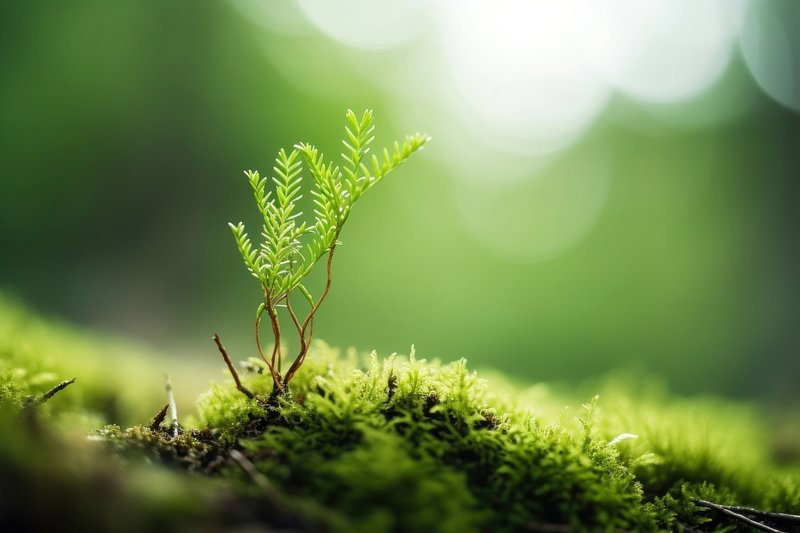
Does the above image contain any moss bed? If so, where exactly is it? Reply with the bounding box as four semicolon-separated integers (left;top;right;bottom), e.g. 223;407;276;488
1;295;799;532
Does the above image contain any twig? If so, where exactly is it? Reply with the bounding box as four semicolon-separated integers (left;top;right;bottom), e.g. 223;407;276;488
37;378;76;404
284;246;336;385
149;403;169;431
164;374;180;438
255;301;267;363
714;504;800;523
228;449;283;503
267;303;282;373
213;334;255;399
693;499;787;533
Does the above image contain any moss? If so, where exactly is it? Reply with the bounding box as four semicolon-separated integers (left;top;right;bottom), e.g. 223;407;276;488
0;293;169;426
3;296;799;531
105;344;797;531
177;345;800;532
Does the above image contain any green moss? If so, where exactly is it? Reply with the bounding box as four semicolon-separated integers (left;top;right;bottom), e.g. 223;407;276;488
3;296;799;531
0;293;168;426
175;344;800;532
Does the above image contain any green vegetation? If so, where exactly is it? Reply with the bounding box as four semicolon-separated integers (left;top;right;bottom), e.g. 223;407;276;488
0;293;168;428
102;343;800;532
1;293;799;531
2;110;798;532
226;109;429;395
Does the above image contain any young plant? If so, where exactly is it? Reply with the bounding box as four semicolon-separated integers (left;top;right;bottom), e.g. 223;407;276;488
216;109;429;398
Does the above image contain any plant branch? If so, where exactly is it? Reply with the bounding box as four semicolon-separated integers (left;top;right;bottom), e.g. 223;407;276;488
266;303;282;373
283;246;335;385
148;403;169;431
229;449;284;503
693;499;787;533
213;334;255;399
255;301;268;364
285;293;304;345
711;504;800;523
36;378;77;405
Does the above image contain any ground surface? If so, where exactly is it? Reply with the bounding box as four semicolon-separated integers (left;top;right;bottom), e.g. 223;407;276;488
1;294;799;532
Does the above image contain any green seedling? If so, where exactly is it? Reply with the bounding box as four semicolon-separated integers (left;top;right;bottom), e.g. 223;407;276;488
217;109;429;397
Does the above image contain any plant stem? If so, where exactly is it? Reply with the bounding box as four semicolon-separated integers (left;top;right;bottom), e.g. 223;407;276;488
164;374;180;437
148;404;169;431
255;301;267;364
213;333;255;399
36;378;76;405
283;246;336;386
693;500;786;533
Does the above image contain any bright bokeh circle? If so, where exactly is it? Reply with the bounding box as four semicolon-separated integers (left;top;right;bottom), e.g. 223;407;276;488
575;0;745;104
440;0;610;155
455;149;611;263
295;0;430;50
740;0;800;112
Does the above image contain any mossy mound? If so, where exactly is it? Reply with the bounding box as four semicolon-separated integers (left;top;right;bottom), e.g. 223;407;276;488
102;345;800;532
2;294;798;531
0;293;170;427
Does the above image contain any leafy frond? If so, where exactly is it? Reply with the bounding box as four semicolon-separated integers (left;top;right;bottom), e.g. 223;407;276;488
226;108;429;390
295;142;341;270
230;111;429;302
341;109;376;204
228;222;263;282
370;132;430;188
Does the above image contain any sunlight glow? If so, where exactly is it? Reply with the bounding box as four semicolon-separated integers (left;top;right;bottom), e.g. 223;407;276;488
455;149;611;262
229;0;792;263
295;0;430;50
575;0;744;103
740;0;800;112
441;0;610;155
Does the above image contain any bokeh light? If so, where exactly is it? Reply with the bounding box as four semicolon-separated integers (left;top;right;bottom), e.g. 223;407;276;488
740;0;800;112
455;145;611;262
1;0;798;404
576;0;745;104
440;0;610;155
295;0;430;50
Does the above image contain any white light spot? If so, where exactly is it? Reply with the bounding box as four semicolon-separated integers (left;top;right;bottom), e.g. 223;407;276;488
441;0;610;155
576;0;743;103
295;0;430;50
456;148;611;263
740;0;800;112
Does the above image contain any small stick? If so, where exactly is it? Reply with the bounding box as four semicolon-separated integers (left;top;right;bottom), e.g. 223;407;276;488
37;378;76;405
213;334;254;399
149;403;169;431
693;499;786;533
164;374;180;438
228;449;283;503
714;504;800;523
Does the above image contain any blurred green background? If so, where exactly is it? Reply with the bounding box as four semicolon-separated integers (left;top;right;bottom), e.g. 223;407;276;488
1;1;798;402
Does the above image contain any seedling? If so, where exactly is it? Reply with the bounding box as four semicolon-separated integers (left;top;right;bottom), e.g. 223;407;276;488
217;109;429;397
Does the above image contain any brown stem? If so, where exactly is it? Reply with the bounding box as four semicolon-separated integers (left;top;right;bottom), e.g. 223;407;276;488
284;294;314;384
148;404;169;431
213;333;254;399
36;378;77;405
714;504;800;523
255;301;285;394
286;294;302;339
283;246;336;385
266;304;282;373
693;500;785;533
255;302;267;364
